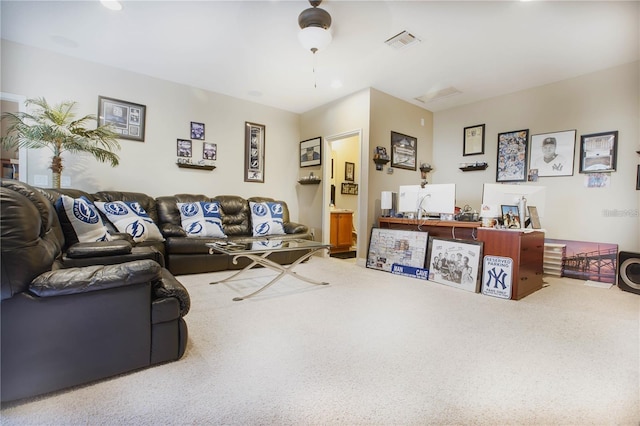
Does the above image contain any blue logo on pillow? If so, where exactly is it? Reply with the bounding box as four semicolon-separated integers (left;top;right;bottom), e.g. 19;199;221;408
129;202;148;217
203;202;220;216
252;203;268;217
104;202;129;216
180;203;199;217
255;222;271;235
187;222;203;234
73;197;99;224
126;220;146;239
270;203;283;216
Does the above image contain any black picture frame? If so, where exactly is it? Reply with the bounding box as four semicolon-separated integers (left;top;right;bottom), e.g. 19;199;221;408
527;205;541;229
345;161;355;181
245;122;265;183
341;182;358;195
501;205;521;229
98;96;146;142
177;139;192;157
390;131;417;170
529;130;576;177
203;142;217;160
579;131;618;173
463;124;485;156
496;129;529;182
427;236;484;293
636;165;640;190
300;137;321;168
190;122;205;140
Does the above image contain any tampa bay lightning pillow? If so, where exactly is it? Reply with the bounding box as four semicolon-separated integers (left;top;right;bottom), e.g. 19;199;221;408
95;200;164;243
55;195;112;246
177;201;226;238
249;201;286;236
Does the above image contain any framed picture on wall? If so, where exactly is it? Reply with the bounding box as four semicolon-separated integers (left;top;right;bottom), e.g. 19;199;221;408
463;124;485;156
203;142;217;160
245;121;265;183
98;96;146;142
529;130;576;177
300;137;321;168
177;139;192;157
345;162;355;181
390;131;417;170
579;130;618;173
190;122;205;140
496;129;528;182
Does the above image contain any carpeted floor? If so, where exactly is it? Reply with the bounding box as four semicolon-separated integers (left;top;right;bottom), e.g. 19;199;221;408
1;256;639;425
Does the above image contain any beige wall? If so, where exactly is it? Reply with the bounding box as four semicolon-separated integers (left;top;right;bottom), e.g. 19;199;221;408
2;40;304;220
299;89;370;252
433;61;640;251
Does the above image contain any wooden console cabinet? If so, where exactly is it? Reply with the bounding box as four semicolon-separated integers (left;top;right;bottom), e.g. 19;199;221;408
477;228;545;300
331;211;353;253
377;217;545;300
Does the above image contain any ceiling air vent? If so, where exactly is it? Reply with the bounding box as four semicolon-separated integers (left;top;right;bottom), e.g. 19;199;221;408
415;87;462;103
384;31;420;50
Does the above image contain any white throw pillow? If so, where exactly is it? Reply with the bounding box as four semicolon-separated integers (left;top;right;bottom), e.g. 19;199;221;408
95;200;164;242
54;195;112;245
249;201;285;236
177;201;226;238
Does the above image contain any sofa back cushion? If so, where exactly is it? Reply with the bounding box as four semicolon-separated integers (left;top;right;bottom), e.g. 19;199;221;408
213;195;251;236
1;179;64;300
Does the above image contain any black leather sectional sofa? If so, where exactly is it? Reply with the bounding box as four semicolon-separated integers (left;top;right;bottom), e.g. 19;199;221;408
0;178;309;402
37;187;311;275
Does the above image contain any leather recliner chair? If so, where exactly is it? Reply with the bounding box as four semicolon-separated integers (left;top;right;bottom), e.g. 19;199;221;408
0;179;191;403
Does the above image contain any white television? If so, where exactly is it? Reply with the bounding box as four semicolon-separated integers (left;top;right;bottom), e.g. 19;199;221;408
398;184;456;217
481;183;546;225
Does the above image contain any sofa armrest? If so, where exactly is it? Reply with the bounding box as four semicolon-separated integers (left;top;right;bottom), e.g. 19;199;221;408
153;268;191;316
30;260;162;297
285;221;309;234
160;223;187;237
66;240;132;259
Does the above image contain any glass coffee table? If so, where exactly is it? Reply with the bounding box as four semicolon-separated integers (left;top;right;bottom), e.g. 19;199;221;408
206;239;331;301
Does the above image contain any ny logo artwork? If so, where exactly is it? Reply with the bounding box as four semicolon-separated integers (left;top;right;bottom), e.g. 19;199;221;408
486;267;509;290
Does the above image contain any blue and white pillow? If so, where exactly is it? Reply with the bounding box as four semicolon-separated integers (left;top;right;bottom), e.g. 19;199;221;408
249;201;285;236
177;201;226;238
55;195;112;245
95;201;164;242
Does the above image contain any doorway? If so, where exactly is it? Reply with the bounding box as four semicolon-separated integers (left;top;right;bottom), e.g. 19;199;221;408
323;130;362;259
0;93;27;182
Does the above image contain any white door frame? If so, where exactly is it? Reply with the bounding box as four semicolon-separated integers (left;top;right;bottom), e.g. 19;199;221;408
322;129;363;257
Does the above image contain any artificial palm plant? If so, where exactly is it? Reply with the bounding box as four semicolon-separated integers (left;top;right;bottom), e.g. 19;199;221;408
1;97;120;188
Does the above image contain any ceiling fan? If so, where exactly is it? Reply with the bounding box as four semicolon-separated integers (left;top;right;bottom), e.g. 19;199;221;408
298;0;332;53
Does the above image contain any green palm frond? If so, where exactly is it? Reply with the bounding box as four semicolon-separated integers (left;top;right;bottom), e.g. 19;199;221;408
0;97;121;173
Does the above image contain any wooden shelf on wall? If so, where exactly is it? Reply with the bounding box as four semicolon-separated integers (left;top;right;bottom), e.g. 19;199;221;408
298;179;321;185
176;163;216;171
459;163;488;172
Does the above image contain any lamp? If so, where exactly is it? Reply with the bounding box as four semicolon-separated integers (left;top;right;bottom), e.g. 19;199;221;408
298;0;332;53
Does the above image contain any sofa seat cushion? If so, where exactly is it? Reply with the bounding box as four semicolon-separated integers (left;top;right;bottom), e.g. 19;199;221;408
164;236;228;255
95;201;164;243
55;195;113;246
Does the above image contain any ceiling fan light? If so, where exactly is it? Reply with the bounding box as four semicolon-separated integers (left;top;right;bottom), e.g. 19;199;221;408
298;26;332;53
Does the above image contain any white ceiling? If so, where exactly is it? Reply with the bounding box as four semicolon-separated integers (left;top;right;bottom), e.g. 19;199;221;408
1;1;638;114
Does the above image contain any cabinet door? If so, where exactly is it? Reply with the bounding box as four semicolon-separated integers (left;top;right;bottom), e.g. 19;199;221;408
330;214;339;247
337;213;353;247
